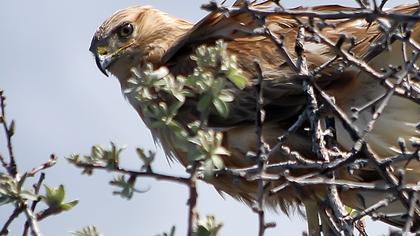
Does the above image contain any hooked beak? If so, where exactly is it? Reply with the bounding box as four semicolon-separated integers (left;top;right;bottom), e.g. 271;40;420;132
94;54;114;77
90;36;135;77
90;37;115;77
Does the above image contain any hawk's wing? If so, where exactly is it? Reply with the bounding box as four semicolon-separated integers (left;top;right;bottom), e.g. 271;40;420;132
162;1;276;64
163;2;420;74
162;2;417;127
162;2;373;65
160;2;420;226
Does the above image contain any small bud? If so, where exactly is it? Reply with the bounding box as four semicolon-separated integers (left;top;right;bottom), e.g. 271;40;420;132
398;137;407;153
8;120;15;137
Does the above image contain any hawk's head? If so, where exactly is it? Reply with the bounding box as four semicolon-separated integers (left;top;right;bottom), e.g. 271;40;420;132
89;5;191;80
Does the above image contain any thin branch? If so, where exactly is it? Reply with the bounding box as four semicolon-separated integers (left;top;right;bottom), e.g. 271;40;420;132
0;91;18;178
403;192;419;235
0;206;24;236
202;2;420;22
350;196;398;223
0;154;7;170
26;155;57;177
187;162;199;236
71;162;190;185
253;62;275;236
23;206;41;236
268;111;307;160
23;173;46;236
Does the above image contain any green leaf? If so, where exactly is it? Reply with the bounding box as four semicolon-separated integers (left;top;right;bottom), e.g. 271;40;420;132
157;226;176;236
91;145;103;159
211;155;225;170
218;91;234;103
66;154;80;164
211;78;224;95
197;93;212;112
17;173;27;191
43;184;66;207
0;195;14;205
212;98;229;118
202;159;216;180
19;190;38;202
72;225;102;236
187;121;201;135
60;199;79;211
136;148;155;168
153;67;169;79
187;148;206;162
168;101;184;117
226;68;247;90
167;120;188;137
345;206;359;218
56;185;65;203
213;146;229;156
193;215;223;236
110;175;148;200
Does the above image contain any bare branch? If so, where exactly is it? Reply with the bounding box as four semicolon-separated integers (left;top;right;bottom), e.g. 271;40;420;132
0;206;23;236
0;90;18;178
71;162;190;185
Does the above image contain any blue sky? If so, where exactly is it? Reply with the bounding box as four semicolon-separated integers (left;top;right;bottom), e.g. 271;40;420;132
0;0;413;235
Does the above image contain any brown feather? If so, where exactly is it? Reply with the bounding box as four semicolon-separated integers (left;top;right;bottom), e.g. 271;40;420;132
90;1;420;224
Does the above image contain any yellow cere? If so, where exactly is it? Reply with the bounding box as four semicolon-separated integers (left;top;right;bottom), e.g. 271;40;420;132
96;46;108;56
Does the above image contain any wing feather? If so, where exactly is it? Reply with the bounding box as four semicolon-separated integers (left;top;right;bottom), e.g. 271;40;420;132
163;2;419;129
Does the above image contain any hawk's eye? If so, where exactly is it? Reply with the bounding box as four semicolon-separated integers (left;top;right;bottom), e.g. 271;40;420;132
118;23;134;38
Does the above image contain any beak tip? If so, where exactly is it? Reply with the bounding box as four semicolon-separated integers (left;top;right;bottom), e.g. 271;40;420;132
100;67;110;77
94;54;110;77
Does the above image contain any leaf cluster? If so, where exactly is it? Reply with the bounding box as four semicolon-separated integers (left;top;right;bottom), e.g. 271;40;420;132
124;41;247;176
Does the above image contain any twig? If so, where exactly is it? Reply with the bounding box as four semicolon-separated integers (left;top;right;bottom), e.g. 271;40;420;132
0;154;7;170
23;173;46;236
350;196;398;223
71;162;190;185
202;3;420;22
0;91;18;178
71;160;199;236
23;206;41;236
321;206;342;235
187;162;198;236
379;0;389;10
26;155;57;177
355;219;368;236
403;192;419;235
0;206;24;236
297;24;354;235
263;28;299;73
268;111;307;160
253;62;275;236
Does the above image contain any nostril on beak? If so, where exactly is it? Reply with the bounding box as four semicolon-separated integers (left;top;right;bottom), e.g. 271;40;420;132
97;46;109;56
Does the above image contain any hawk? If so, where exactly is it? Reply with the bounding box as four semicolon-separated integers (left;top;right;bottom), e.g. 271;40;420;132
89;0;420;233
